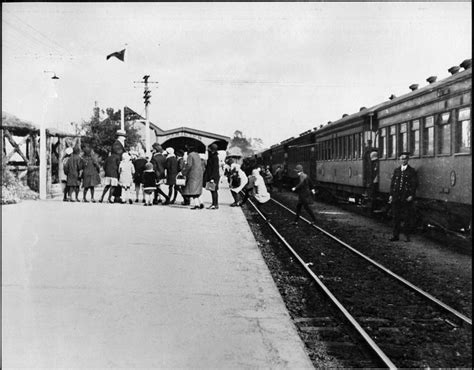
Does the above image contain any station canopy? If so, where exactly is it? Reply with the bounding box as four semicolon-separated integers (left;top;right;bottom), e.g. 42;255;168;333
125;106;230;153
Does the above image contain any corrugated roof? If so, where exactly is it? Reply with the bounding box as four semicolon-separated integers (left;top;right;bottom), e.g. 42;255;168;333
2;111;77;137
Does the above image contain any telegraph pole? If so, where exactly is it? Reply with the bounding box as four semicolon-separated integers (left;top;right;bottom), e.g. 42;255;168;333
134;75;158;157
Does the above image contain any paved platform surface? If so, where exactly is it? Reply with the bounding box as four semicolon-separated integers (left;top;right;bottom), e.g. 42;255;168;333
2;184;313;368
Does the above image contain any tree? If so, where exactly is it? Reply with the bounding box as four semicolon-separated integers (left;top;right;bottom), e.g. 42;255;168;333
80;108;141;161
229;130;264;157
229;130;254;157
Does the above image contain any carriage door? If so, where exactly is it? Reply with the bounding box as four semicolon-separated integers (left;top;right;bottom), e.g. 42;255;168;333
309;133;317;180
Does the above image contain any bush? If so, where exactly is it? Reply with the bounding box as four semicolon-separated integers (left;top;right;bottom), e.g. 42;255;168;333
1;157;39;205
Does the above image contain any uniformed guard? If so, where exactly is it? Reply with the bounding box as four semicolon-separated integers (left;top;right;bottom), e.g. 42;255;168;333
388;152;418;242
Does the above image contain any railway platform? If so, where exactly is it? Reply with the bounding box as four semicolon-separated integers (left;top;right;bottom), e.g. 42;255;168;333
1;182;313;368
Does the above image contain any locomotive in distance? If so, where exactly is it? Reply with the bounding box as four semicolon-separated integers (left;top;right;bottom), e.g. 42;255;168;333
257;58;472;236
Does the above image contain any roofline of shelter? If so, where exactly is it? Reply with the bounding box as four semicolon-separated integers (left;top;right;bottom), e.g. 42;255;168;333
156;126;230;141
122;107;229;141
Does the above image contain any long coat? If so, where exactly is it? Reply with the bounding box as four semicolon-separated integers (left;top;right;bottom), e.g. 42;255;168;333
82;154;101;188
166;155;179;186
64;154;84;186
151;153;167;181
204;151;220;183
389;165;417;203
133;157;147;184
104;154;121;178
182;151;204;197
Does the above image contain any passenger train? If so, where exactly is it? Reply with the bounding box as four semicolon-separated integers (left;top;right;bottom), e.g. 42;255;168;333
257;59;472;235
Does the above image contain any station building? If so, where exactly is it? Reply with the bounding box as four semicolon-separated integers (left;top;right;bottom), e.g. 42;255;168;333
123;106;230;154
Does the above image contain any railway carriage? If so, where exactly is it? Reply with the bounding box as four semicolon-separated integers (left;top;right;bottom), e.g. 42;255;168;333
286;132;315;182
311;107;382;203
376;64;472;233
257;59;471;235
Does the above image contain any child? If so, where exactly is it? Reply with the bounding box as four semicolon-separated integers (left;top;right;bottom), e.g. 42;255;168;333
64;145;84;202
81;144;101;202
142;162;157;206
99;152;120;203
61;147;73;201
132;151;147;203
119;152;135;204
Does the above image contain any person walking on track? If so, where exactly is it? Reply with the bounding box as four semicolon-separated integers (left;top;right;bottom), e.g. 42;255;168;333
388;152;417;242
291;164;317;225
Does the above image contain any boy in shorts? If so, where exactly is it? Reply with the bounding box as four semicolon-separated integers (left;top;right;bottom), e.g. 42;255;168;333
142;162;157;206
99;152;120;203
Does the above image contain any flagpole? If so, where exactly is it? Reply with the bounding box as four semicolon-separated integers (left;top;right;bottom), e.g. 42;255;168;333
121;44;127;133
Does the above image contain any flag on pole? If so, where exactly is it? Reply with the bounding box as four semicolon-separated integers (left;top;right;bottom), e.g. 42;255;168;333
106;49;125;61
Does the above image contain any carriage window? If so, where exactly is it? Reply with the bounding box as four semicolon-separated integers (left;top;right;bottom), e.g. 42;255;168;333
398;123;408;154
343;136;348;159
353;134;359;158
437;112;451;155
410;120;420;156
359;133;364;158
455;107;471;153
388;125;397;158
348;135;353;159
379;128;387;158
423;116;434;156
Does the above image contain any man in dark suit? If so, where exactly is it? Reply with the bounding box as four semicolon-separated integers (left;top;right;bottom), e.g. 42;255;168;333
150;143;170;205
388;152;417;242
291;164;317;225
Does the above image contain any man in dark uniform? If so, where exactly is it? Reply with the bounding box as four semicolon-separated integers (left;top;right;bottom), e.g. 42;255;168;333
150;143;170;205
291;164;317;225
388;152;417;242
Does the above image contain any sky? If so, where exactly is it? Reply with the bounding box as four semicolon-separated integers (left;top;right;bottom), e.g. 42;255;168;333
2;2;472;148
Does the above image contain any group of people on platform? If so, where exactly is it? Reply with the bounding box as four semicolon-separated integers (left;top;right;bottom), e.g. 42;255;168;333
61;140;417;241
61;142;220;209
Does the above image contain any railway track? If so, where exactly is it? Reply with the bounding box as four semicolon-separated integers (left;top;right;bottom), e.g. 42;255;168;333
244;197;472;368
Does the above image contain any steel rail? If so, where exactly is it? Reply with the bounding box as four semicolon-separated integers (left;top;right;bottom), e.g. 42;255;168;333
270;197;472;326
248;199;397;370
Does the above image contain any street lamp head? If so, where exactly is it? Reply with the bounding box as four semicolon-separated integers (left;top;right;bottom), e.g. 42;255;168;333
44;70;59;79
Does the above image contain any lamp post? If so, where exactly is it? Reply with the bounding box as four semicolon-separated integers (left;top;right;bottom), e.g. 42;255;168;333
40;71;59;200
